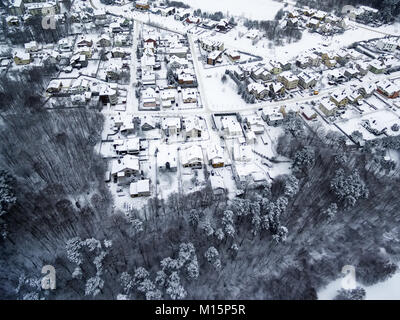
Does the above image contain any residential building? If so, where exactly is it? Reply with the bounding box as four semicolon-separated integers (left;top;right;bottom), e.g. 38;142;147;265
298;72;317;89
377;80;400;99
162;117;181;136
221;117;242;137
207;50;223;65
111;155;140;182
206;144;224;168
376;40;397;52
278;72;299;90
247;83;268;100
200;38;224;52
13;52;31;65
245;115;265;134
269;82;285;97
142;87;158;108
181;145;203;168
136;0;149;10
330;90;349;106
261;106;285;126
319;99;337;116
97;34;112;47
24;41;39;53
130;179;151;197
225;49;240;62
358;82;376;98
184;116;203;138
209;175;226;195
157;145;178;171
369;59;386;74
233;144;252;162
182;88;197;103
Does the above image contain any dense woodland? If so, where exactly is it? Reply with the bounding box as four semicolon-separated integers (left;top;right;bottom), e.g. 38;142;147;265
0;65;400;299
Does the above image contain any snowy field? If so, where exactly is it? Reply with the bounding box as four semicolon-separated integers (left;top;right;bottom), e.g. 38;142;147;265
202;68;252;111
318;266;400;300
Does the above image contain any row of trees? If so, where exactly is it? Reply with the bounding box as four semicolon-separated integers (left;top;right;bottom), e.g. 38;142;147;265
243;18;303;45
296;0;400;24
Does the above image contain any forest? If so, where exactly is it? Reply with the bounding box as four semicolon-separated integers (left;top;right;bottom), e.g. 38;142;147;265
1;63;400;299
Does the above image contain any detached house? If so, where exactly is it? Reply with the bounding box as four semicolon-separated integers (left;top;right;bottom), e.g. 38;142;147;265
358;82;376;98
158;145;178;171
181;145;203;168
319;99;337;116
46;80;63;95
298;72;317;89
221;117;242;137
142;87;158;108
140;116;157;131
251;67;272;82
207;50;223;65
97;34;112;47
76;36;93;47
115;138;140;155
111;155;140;182
309;53;321;67
70;54;88;69
269;82;285;97
369;59;386;74
261;106;285;126
184;116;203;138
24;41;39;53
307;18;320;29
245;115;265;134
130;179;151;198
278;72;299;90
136;0;150;10
330;90;349;106
162;117;181;136
182;88;197;103
266;61;282;75
296;56;310;69
14;51;31;65
233;144;252;162
377;80;400;99
344;67;360;79
99;85;118;105
225;49;240;62
112;48;129;58
114;34;131;47
247;83;268;100
206;144;224;168
356;61;370;76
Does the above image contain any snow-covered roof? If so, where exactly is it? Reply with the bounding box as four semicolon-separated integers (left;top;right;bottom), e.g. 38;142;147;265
181;145;203;165
162;117;181;130
111;155;140;175
130;179;150;196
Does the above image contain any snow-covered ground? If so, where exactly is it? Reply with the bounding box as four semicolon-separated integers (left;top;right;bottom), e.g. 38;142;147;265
318;266;400;300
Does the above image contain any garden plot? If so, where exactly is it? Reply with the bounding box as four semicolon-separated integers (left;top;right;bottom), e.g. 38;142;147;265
337;109;400;141
203;68;251;111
